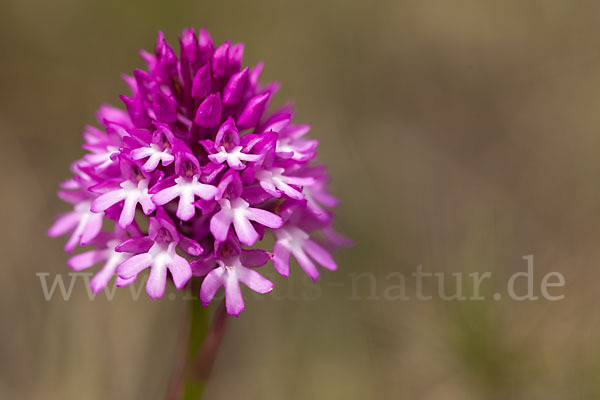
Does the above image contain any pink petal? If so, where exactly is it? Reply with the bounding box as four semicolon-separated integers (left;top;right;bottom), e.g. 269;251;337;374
191;258;216;277
192;183;218;200
259;180;281;198
91;190;126;213
118;195;138;228
272;241;291;277
47;211;79;237
90;261;119;294
245;208;283;229
130;147;153;160
192;65;212;99
194;93;222;128
208;153;228;164
238;153;262;162
169;254;192;290
116;237;154;254
222;67;249;105
304;239;337;271
210;210;233;242
81;212;103;245
178;236;204;256
276;181;304;200
283;176;315;186
212;41;230;78
65;215;95;253
139;194;156;215
224;274;244;316
152;185;181;205
146;264;167;299
293;249;319;282
232;214;258;246
237;266;273;294
313;190;339;208
200;267;225;306
67;250;106;271
237;92;270;130
65;228;84;253
118;253;152;279
116;275;136;287
176;195;196;221
240;249;270;268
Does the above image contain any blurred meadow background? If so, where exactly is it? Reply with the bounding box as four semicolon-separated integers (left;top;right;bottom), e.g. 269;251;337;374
3;0;600;398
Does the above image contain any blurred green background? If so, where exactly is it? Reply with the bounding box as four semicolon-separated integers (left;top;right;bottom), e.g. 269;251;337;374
3;0;600;399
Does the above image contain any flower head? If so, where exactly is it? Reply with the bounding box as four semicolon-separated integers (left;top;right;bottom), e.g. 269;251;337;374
49;27;350;315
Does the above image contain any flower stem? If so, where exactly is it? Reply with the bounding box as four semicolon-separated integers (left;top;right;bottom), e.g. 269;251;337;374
167;291;228;400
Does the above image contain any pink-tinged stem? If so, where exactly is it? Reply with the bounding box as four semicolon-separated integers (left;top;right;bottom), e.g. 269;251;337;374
166;291;228;400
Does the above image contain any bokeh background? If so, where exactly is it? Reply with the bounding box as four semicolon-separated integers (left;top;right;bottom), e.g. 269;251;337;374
3;0;600;398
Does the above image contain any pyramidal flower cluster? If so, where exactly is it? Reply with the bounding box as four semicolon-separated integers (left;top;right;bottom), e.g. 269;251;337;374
48;28;350;316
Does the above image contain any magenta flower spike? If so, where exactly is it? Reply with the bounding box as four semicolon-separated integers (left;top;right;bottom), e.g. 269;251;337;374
49;27;350;316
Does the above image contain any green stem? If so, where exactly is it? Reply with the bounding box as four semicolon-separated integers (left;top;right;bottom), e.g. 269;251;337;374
167;291;227;400
182;295;210;400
